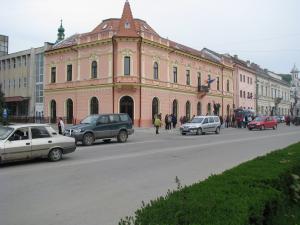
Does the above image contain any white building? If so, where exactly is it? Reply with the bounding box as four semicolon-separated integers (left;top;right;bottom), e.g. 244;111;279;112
290;64;300;116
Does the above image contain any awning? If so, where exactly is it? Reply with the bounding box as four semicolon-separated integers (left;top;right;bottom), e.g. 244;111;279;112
5;96;29;103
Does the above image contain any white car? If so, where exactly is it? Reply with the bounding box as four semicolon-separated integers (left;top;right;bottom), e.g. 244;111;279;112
180;116;221;135
0;124;76;163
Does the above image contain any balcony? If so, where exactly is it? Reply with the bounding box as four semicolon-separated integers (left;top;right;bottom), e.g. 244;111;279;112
197;85;209;98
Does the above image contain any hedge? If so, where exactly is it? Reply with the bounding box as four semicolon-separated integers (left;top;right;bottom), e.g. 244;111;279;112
119;142;300;225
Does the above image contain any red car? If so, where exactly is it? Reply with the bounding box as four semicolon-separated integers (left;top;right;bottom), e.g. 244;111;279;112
247;116;277;130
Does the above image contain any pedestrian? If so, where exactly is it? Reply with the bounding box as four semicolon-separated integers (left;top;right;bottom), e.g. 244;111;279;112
172;114;177;128
231;115;236;128
219;116;223;127
168;114;172;130
180;116;184;125
244;115;248;128
225;115;230;128
165;114;169;130
154;116;162;134
58;117;65;135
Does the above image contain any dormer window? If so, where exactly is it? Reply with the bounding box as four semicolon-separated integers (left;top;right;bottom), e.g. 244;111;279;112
125;21;131;29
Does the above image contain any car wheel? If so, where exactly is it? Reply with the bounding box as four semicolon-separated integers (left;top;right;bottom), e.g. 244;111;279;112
273;125;277;130
48;148;62;162
181;132;186;135
260;125;265;131
248;128;252;131
83;133;94;146
103;139;111;143
196;128;202;135
215;127;220;134
117;130;128;143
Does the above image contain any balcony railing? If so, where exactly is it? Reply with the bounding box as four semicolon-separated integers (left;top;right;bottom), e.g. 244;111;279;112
198;85;209;93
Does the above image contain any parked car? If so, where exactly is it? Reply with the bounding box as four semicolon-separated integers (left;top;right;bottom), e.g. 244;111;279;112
0;124;76;163
180;116;221;135
65;114;134;146
247;116;277;130
273;116;282;123
294;116;300;126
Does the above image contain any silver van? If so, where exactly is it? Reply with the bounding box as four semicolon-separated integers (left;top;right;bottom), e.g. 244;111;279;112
180;116;221;135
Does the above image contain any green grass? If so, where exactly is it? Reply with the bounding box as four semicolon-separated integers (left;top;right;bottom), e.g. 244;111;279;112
119;142;300;225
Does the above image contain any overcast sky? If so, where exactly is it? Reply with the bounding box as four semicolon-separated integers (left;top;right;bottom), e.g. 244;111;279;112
1;0;299;74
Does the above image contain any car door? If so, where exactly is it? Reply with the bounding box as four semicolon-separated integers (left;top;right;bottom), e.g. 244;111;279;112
201;118;209;132
94;115;112;139
3;127;31;161
109;114;122;136
30;126;54;158
208;117;215;132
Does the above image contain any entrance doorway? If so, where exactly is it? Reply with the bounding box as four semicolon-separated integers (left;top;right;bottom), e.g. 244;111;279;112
66;99;73;124
120;96;134;123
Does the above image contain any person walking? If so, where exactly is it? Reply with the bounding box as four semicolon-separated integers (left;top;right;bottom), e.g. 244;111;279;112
165;114;169;130
58;117;65;135
154;116;162;134
219;116;224;128
168;114;172;130
172;114;177;128
225;115;230;128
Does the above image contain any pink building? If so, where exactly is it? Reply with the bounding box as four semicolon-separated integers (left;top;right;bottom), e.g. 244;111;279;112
231;56;256;111
44;1;234;127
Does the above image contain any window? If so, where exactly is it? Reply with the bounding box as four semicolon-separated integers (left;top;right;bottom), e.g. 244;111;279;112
185;101;191;121
186;70;190;85
261;85;264;96
51;67;56;83
91;61;97;78
13;79;15;89
8;80;10;89
265;87;268;96
24;77;27;87
67;64;72;81
13;58;16;68
153;62;158;80
217;77;220;91
35;84;43;103
173;67;178;83
197;73;201;87
197;102;202;115
19;78;21;88
109;115;120;123
31;127;50;139
240;90;243;98
250;78;253;84
120;114;129;122
208;75;211;88
90;97;99;115
243;91;246;98
9;128;29;141
240;74;242;82
243;75;245;82
227;80;230;92
209;117;214;123
98;115;109;124
124;56;130;76
247;77;249;84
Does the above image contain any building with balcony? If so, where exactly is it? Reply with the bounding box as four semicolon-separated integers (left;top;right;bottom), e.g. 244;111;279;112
44;1;234;127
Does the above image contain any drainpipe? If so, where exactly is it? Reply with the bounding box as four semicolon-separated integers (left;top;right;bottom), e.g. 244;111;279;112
221;67;224;117
112;37;116;113
138;37;142;127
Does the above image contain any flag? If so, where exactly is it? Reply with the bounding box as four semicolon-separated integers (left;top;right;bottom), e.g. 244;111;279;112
205;78;215;84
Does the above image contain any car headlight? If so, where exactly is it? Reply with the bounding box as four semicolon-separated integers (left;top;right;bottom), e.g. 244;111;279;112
73;129;84;133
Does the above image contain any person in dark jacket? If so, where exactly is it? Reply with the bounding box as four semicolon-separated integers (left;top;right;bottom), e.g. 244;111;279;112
165;114;169;130
172;114;177;128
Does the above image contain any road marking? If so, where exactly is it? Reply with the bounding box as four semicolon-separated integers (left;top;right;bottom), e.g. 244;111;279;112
1;130;299;175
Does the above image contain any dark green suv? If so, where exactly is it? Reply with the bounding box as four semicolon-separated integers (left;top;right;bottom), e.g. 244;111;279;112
64;114;134;146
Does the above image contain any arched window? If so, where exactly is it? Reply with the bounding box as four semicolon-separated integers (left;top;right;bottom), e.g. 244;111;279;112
197;102;202;115
66;99;73;124
91;61;97;78
227;104;230;116
217;77;220;90
172;99;178;118
153;62;158;80
152;97;159;122
185;101;191;121
207;103;211;115
50;100;56;123
90;97;99;115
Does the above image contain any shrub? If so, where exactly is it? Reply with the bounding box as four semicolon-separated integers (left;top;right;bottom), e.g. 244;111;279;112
120;142;300;225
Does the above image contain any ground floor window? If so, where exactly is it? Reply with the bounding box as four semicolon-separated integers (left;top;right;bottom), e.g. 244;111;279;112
66;99;73;124
186;101;191;121
90;97;99;115
50;100;57;123
172;100;178;118
197;102;202;115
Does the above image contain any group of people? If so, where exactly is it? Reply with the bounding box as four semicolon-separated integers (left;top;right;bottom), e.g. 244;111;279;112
153;113;177;134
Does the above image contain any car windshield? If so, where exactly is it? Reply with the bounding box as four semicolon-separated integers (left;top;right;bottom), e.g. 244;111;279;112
254;117;264;122
190;118;204;123
80;115;99;124
0;126;14;140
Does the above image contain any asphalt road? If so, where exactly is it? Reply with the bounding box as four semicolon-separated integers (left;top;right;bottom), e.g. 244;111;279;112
1;125;299;225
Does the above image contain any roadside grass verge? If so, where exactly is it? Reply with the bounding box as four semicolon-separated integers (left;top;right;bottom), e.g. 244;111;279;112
119;142;300;225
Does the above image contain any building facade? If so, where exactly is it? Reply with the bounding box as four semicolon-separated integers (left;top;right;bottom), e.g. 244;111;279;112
0;35;8;56
290;64;300;116
254;65;290;116
0;43;51;118
44;1;234;126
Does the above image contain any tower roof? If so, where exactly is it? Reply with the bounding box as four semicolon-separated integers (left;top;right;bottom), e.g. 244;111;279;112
291;64;299;73
117;0;138;37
